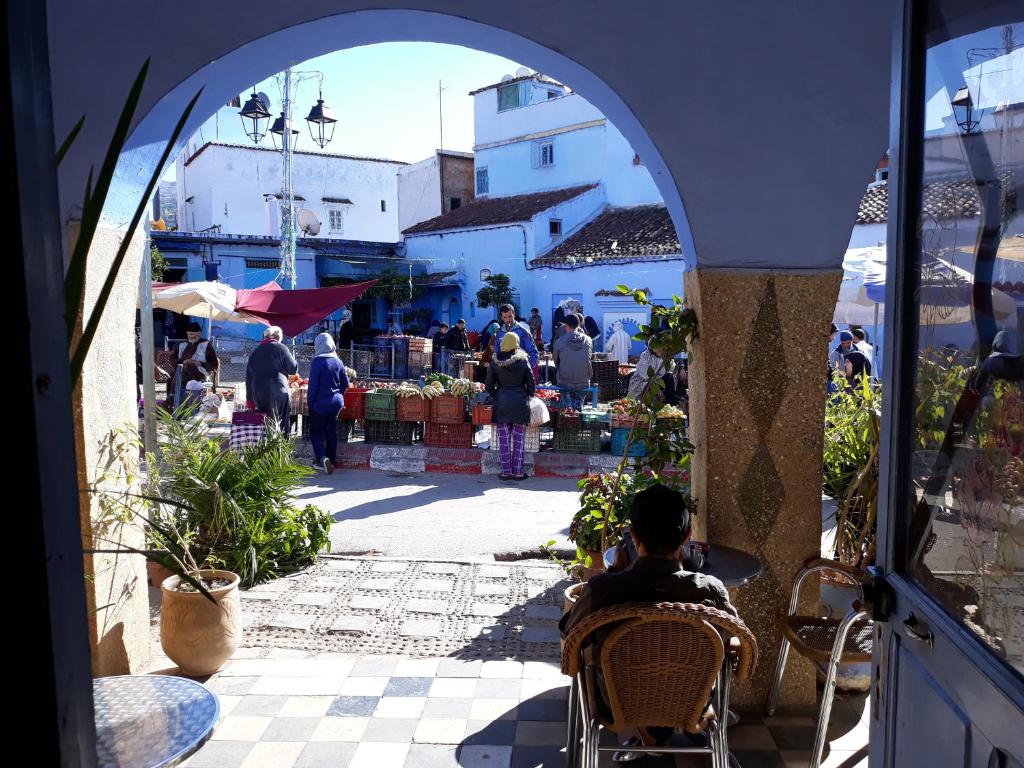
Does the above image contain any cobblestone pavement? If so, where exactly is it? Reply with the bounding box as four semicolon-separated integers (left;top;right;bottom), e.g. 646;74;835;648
235;557;569;660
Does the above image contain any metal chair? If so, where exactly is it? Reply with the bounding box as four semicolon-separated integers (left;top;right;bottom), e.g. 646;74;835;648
562;602;757;767
766;558;873;768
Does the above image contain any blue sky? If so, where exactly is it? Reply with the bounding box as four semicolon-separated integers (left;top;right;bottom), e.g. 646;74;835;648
166;43;528;179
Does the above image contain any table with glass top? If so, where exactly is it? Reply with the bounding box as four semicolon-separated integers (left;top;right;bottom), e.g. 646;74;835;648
93;675;219;768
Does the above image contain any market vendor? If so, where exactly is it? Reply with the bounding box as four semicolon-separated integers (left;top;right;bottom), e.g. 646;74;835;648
166;321;219;407
495;303;539;380
628;341;678;405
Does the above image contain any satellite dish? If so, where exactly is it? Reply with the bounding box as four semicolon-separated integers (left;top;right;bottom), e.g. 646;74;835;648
500;74;514;83
515;67;532;78
256;92;271;111
297;209;321;236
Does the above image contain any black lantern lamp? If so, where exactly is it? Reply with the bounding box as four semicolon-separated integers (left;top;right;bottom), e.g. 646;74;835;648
269;112;301;150
305;91;337;149
951;84;980;134
239;89;271;144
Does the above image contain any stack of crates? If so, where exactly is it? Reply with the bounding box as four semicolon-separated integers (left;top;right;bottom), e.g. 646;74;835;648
408;337;433;378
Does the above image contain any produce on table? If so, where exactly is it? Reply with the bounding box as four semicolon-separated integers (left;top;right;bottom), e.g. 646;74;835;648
424;373;454;390
656;404;686;419
449;378;475;397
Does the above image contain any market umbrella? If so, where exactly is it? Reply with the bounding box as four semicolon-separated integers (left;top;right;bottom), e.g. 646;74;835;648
235;279;378;338
150;280;266;326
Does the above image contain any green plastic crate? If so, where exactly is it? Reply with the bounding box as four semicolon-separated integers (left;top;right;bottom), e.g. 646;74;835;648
364;389;397;421
552;426;603;454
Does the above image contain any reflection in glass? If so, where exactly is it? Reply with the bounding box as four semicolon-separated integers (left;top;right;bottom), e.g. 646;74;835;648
908;18;1024;676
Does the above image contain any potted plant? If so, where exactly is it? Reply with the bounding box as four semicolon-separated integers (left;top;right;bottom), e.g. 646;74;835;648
558;286;698;579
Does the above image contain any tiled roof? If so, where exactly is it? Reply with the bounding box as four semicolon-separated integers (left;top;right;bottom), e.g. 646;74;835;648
995;281;1024;297
469;74;563;96
530;205;681;268
856;173;1014;225
414;271;458;286
402;184;598;235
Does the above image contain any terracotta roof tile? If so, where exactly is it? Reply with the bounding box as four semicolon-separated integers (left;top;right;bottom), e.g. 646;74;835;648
530;205;681;268
402;184;598;235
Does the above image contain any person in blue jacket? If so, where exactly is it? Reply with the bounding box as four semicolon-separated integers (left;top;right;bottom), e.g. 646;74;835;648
495;303;539;379
307;332;349;474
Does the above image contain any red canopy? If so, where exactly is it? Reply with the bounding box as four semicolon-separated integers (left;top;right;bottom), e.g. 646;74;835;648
235;280;378;337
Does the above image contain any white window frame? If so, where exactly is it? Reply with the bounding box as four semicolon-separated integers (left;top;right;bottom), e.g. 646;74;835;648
497;82;525;112
476;167;489;195
533;140;555;168
327;207;345;235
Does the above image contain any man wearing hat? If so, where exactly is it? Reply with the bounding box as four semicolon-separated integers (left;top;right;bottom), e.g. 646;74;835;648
167;321;219;407
830;329;854;373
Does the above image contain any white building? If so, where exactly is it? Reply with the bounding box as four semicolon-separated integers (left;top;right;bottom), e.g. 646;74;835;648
396;150;475;233
174;140;407;242
404;73;682;351
470;74;661;206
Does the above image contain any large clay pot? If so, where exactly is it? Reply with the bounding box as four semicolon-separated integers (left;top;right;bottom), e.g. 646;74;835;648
160;569;241;676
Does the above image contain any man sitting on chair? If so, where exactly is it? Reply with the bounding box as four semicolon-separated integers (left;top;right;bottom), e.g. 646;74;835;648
559;483;738;760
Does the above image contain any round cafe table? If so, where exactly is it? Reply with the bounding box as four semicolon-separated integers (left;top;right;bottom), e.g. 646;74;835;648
93;675;219;767
602;543;763;587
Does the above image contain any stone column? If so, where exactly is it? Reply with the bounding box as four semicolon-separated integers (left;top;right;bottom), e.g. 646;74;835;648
685;267;841;709
74;223;152;676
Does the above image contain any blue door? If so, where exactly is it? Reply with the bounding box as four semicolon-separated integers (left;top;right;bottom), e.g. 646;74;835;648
872;7;1024;766
447;297;462;326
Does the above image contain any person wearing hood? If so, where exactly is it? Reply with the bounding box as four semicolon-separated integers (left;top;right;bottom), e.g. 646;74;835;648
628;341;678;404
486;331;535;481
307;332;349;474
830;330;854;372
245;326;299;436
553;314;593;410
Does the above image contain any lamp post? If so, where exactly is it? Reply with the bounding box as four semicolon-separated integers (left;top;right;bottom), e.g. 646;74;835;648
239;71;335;292
951;84;981;134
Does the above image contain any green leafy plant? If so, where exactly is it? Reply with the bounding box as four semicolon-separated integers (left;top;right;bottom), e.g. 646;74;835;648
476;273;515;310
58;59;203;385
150;244;167;282
367;269;423;307
153;408;333;588
823;370;881;570
559;286;698;572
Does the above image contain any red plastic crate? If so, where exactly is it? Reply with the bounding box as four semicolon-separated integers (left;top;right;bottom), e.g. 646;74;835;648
429;393;468;423
471;404;493;425
423;421;474;449
396;393;428;422
339;388;368;421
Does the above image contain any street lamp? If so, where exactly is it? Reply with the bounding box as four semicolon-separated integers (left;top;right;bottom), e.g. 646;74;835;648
951;84;980;134
269;112;301;150
305;91;337;149
239;89;271;144
238;71;334;295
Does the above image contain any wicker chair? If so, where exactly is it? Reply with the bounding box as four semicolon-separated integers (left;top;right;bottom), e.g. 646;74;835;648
561;602;757;767
766;557;873;768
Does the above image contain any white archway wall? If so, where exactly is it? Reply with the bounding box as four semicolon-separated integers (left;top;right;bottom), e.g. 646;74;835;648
48;1;894;272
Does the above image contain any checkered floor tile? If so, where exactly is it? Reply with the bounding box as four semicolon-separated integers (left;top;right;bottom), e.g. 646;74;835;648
178;652;868;768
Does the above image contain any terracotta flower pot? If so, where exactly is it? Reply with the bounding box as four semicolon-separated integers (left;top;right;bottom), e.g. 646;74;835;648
146;560;174;588
160;569;241;676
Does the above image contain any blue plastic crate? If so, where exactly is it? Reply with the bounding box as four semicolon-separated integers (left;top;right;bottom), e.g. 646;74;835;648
611;427;646;457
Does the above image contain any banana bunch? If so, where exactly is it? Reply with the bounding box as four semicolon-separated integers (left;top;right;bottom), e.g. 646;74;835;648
449;378;475;397
395;384;422;398
420;382;446;399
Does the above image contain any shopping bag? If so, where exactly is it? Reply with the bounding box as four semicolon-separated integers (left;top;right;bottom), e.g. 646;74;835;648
230;409;267;451
528;395;550;426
